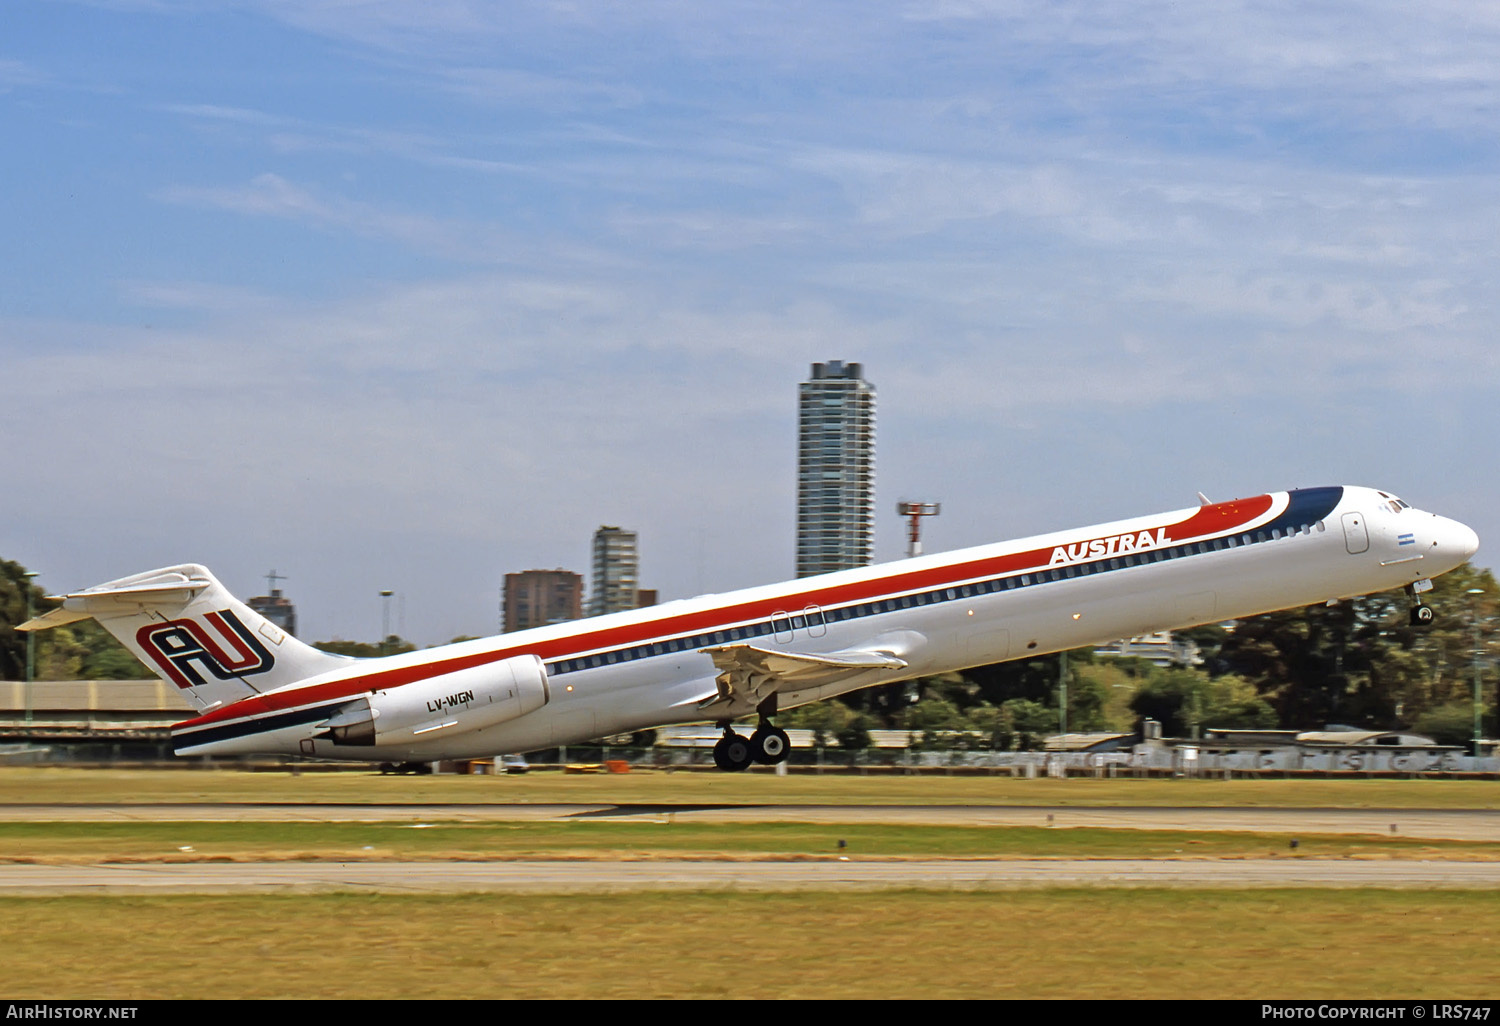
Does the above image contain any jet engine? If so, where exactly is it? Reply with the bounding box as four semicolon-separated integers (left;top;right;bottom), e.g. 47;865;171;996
320;654;549;746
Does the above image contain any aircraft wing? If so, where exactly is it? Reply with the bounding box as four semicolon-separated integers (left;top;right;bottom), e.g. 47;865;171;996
695;643;907;716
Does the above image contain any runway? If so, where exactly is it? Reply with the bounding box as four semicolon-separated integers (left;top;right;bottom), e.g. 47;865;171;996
0;858;1497;894
0;801;1497;840
0;801;1494;893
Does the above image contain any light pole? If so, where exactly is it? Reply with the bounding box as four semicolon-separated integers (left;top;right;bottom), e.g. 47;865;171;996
380;590;394;657
1057;649;1068;735
22;571;38;727
897;501;941;559
1469;588;1486;757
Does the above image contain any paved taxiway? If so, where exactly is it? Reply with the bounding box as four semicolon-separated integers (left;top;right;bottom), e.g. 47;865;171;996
2;802;1494;893
0;858;1497;894
0;802;1496;840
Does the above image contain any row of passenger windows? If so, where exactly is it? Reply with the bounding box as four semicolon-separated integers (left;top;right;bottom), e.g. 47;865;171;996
545;521;1319;677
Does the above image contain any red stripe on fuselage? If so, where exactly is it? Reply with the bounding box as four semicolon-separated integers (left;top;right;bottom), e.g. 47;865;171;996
176;493;1276;734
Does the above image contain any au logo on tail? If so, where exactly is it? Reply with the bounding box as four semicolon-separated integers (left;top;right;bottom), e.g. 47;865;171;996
136;610;276;689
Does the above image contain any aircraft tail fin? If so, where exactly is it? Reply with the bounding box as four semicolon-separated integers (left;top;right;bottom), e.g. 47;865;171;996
19;564;353;712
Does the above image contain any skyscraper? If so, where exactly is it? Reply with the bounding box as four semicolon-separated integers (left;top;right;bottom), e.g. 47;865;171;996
796;360;876;578
590;526;640;617
503;569;583;633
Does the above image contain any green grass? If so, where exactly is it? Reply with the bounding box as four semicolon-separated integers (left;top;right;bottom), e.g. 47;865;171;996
2;766;1498;807
0;820;1492;863
2;889;1494;999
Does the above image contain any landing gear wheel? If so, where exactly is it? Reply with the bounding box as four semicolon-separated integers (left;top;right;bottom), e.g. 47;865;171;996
713;732;754;772
1411;604;1435;627
751;727;791;765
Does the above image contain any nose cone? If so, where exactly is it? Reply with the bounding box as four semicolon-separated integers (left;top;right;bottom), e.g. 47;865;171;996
1456;521;1480;560
1432;516;1480;571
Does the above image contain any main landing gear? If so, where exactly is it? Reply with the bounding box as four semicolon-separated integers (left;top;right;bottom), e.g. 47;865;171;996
711;725;791;771
712;706;791;773
1405;582;1435;628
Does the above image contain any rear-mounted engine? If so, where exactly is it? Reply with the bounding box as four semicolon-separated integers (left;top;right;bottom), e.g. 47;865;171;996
320;654;549;746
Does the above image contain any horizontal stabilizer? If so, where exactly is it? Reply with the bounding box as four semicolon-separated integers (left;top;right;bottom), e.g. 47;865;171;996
21;568;211;629
17;607;93;632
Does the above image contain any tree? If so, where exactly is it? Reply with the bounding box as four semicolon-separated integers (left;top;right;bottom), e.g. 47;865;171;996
313;637;417;658
999;698;1055;751
1215;565;1497;731
1129;668;1275;737
1065;673;1111;732
898;695;968;750
834;713;876;751
0;559;50;681
1412;703;1483;748
35;619;155;680
781;699;854;748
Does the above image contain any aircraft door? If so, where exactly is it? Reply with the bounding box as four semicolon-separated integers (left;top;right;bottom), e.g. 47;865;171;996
1341;512;1369;554
771;612;794;644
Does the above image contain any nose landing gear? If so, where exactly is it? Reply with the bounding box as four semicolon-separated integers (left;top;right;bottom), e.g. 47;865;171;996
1406;581;1435;628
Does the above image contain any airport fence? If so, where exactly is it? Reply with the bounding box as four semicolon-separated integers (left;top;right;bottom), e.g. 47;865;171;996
3;739;1499;776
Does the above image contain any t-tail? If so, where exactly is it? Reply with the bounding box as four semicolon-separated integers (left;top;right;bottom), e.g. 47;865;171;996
18;564;353;712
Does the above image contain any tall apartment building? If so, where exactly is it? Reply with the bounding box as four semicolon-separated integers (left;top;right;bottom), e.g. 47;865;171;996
502;569;583;633
590;526;639;617
796;360;876;578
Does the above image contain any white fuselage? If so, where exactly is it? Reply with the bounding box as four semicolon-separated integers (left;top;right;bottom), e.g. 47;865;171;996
171;485;1478;760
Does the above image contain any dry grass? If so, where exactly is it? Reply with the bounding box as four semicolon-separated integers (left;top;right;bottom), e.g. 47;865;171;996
2;889;1494;999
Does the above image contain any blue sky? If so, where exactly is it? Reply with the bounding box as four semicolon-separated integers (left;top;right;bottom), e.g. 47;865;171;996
4;0;1498;644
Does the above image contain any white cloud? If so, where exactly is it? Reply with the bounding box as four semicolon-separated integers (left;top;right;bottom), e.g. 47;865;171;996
157;174;523;261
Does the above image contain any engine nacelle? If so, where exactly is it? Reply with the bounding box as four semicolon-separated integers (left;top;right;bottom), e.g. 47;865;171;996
321;654;549;747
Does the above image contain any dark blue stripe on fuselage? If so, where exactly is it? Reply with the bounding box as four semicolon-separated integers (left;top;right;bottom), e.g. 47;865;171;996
172;704;339;752
1263;486;1343;535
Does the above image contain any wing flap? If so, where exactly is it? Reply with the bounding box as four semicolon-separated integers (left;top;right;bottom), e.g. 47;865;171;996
696;643;907;715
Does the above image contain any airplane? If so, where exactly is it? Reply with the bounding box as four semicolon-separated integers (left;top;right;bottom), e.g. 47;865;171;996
19;484;1480;771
